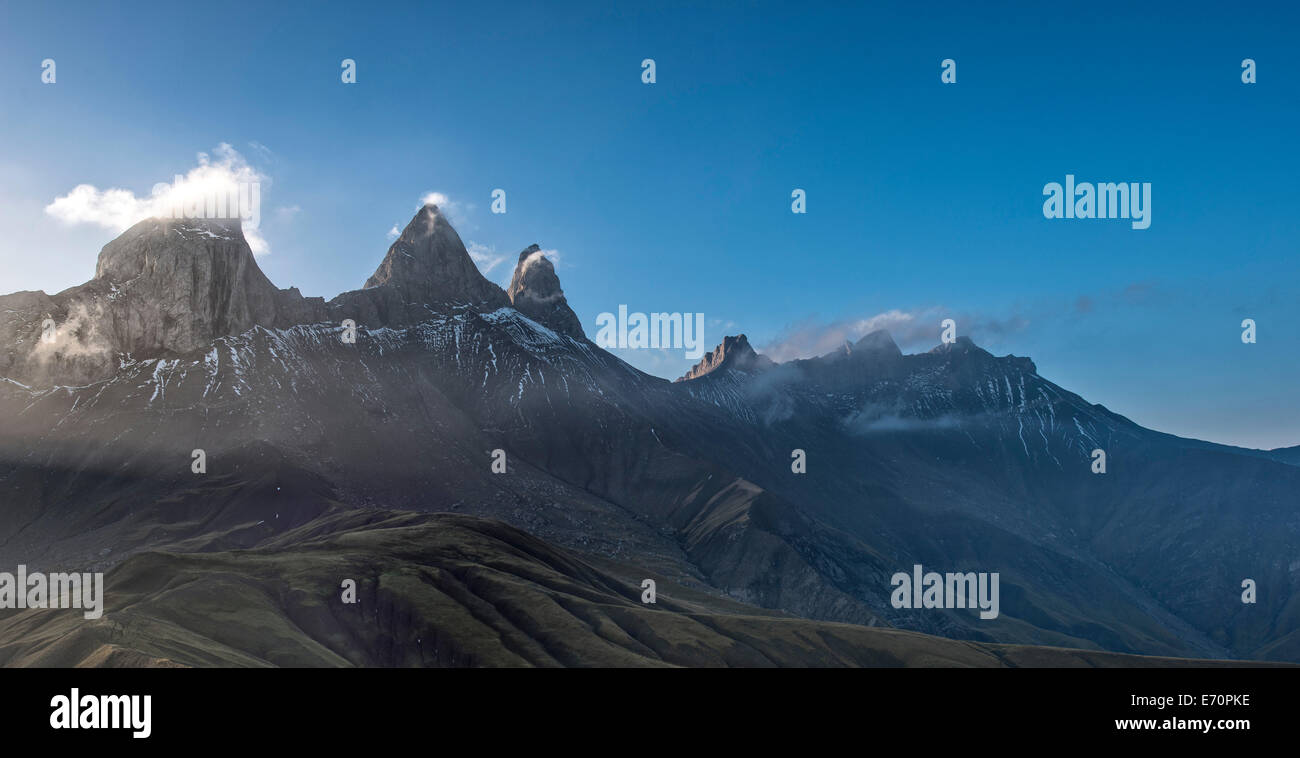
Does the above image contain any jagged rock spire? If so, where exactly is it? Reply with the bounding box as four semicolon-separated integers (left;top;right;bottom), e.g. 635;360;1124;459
506;245;584;338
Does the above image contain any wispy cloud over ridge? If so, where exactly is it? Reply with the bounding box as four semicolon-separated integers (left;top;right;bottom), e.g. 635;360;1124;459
758;307;1031;363
45;143;272;254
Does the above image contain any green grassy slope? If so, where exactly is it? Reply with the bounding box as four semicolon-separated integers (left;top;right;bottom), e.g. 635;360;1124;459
0;511;1283;668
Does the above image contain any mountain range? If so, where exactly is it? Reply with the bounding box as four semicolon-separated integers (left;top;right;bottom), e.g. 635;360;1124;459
1;204;1296;667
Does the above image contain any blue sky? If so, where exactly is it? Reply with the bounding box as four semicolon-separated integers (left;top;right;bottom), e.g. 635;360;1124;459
0;1;1296;448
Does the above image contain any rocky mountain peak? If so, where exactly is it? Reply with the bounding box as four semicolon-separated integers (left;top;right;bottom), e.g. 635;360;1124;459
96;216;249;281
0;215;325;386
677;334;772;381
93;217;284;355
364;204;508;309
852;329;903;358
506;245;584;338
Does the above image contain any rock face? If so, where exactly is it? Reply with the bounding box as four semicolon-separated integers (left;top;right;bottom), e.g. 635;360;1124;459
364;204;508;309
0;217;324;385
94;217;321;356
677;334;772;381
506;245;584;338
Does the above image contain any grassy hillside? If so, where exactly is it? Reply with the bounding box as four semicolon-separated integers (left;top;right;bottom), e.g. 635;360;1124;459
0;511;1283;668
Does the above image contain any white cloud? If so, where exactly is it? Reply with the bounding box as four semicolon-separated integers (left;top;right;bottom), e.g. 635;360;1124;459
44;143;273;254
416;190;482;229
386;223;401;240
759;309;930;363
246;141;274;161
419;190;473;224
519;249;545;272
758;307;1031;363
499;247;563;289
467;241;507;275
419;191;452;209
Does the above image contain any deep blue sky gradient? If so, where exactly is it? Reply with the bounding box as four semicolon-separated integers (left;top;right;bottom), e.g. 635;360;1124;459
0;1;1295;447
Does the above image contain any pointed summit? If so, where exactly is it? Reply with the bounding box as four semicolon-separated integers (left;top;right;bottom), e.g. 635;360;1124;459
506;245;584;338
364;204;508;309
676;334;773;381
852;329;902;358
